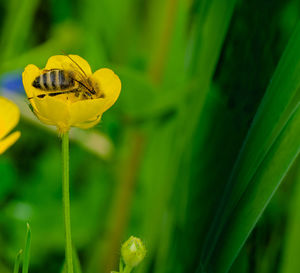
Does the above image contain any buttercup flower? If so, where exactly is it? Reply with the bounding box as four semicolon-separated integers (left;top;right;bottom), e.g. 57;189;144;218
22;55;121;133
0;97;20;154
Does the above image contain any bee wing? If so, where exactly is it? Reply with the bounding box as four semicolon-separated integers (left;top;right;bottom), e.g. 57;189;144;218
58;62;86;83
58;61;95;98
61;54;91;82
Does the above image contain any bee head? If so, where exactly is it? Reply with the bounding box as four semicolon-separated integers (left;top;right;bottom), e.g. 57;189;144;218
87;78;105;99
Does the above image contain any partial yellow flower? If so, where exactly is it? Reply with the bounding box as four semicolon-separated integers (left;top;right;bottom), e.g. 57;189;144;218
0;97;21;154
22;55;121;133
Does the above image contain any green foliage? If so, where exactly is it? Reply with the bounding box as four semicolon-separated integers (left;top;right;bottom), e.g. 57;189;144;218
0;0;300;273
278;157;300;273
201;22;300;273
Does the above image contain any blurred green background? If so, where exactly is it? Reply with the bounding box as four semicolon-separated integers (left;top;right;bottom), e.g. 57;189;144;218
1;0;300;273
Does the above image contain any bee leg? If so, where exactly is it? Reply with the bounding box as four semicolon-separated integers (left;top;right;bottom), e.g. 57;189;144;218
84;91;93;99
99;93;105;99
81;93;88;100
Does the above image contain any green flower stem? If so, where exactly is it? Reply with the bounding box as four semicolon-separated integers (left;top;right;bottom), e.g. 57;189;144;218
123;265;133;273
62;131;74;273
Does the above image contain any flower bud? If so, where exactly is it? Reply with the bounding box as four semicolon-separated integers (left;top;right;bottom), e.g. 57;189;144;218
121;236;146;268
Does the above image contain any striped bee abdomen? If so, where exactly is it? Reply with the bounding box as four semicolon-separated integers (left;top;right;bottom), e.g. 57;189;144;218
32;70;75;91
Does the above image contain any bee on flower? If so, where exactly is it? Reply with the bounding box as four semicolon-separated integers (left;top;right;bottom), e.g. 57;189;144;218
0;97;20;154
22;54;121;133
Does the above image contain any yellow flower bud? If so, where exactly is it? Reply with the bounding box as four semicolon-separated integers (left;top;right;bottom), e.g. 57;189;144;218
22;55;121;133
121;236;146;268
0;97;20;154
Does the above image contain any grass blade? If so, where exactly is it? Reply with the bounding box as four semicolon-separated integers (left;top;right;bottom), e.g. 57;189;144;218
201;22;300;271
180;0;237;157
22;223;31;273
212;103;300;273
13;249;23;273
279;160;300;273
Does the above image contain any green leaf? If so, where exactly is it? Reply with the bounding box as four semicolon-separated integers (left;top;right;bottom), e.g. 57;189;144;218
118;67;185;119
180;0;238;152
212;103;300;273
201;22;300;273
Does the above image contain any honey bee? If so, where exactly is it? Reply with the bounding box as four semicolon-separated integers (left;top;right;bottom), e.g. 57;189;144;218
29;55;104;100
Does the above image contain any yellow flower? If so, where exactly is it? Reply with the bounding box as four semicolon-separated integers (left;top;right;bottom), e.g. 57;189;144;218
0;97;21;154
22;55;121;133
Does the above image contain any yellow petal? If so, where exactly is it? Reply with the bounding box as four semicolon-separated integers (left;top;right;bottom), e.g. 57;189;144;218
33;96;70;131
45;55;92;76
33;110;56;126
69;99;107;124
0;131;20;155
73;115;102;129
91;68;121;112
22;64;43;110
22;66;57;126
0;97;20;140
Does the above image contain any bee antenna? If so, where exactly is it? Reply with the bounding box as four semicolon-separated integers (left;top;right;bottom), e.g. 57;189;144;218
74;79;92;92
60;51;88;78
